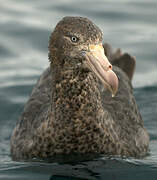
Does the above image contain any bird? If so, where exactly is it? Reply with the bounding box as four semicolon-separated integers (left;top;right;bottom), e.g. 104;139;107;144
10;16;149;160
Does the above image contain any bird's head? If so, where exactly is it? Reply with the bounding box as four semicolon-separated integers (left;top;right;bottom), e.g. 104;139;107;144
49;16;118;96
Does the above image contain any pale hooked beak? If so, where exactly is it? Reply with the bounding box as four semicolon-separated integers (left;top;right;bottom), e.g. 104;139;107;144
83;44;118;97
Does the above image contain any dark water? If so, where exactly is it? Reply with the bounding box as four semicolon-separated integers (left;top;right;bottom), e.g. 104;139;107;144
0;0;157;179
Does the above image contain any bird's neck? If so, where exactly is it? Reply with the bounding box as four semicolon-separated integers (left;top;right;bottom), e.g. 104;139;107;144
50;65;104;129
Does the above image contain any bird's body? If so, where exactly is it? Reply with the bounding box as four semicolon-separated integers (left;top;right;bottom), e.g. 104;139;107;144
10;17;149;160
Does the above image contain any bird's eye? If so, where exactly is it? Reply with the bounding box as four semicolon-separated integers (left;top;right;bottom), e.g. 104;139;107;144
71;36;78;43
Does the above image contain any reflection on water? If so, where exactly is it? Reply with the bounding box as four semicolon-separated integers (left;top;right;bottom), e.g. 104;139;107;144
1;155;157;180
0;0;157;179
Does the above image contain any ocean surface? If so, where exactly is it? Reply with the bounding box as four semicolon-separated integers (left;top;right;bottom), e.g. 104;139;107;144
0;0;157;179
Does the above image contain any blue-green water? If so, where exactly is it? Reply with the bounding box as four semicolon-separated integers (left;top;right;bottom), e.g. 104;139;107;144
0;0;157;179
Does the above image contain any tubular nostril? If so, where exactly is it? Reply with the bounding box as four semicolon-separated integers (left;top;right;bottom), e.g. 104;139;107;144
109;64;112;70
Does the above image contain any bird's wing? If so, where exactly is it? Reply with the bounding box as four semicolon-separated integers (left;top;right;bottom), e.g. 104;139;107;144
17;67;52;130
103;43;136;80
99;63;148;155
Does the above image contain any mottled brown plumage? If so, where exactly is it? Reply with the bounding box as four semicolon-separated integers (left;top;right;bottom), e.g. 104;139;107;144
10;16;149;160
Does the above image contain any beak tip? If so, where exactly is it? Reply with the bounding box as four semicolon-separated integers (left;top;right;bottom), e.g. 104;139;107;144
108;70;119;97
111;88;118;97
110;87;117;98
